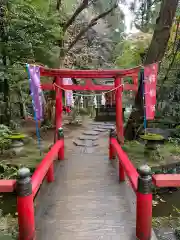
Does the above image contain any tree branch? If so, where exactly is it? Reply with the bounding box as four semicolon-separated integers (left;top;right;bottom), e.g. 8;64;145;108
63;0;90;32
66;3;118;53
56;0;62;10
125;0;179;140
161;19;180;85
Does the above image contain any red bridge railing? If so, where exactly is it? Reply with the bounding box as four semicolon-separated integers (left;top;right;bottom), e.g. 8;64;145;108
109;128;180;240
0;128;64;240
0;127;180;239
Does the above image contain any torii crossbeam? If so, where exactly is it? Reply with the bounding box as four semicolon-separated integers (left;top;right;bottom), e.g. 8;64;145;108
40;66;140;143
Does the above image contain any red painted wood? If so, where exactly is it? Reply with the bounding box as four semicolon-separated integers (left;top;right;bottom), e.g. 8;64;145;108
31;140;63;198
40;67;140;78
115;76;124;143
136;192;152;240
0;180;16;192
55;77;63;132
109;138;115;160
41;83;138;92
58;139;64;161
17;194;35;240
132;73;138;86
153;174;180;187
119;161;125;182
46;164;55;183
106;91;116;105
111;138;138;192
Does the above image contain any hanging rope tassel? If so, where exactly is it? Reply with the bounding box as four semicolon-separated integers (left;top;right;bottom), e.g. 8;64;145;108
80;96;83;108
94;95;97;108
101;93;106;106
71;96;74;108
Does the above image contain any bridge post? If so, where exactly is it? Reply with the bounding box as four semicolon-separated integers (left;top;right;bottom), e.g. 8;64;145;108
58;127;64;160
136;165;152;240
117;138;125;182
109;128;116;160
115;76;124;144
55;77;63;141
16;168;35;240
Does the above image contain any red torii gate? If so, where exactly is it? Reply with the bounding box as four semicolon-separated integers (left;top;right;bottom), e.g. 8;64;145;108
2;66;180;240
40;66;140;143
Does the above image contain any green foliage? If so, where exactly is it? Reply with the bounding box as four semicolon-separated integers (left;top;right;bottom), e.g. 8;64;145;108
157;17;180;122
0;125;12;153
0;209;18;239
0;162;18;179
134;0;161;32
0;0;63;123
114;33;152;68
0;125;12;137
7;0;62;68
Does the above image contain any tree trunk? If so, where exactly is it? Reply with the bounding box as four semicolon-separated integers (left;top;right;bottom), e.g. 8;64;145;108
124;0;179;140
18;87;26;119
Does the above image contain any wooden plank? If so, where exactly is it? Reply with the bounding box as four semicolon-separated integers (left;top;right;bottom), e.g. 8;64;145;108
0;180;16;192
111;138;138;192
40;67;140;78
153;174;180;187
35;142;137;239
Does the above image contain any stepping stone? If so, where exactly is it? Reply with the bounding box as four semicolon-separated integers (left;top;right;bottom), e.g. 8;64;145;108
91;122;104;125
73;139;98;147
106;123;115;126
93;128;107;132
79;135;98;141
83;131;99;136
91;122;114;127
104;124;115;127
97;125;115;130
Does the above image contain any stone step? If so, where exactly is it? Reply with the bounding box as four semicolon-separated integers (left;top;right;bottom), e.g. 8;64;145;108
83;131;99;136
93;128;107;132
97;125;114;130
79;135;98;141
73;139;98;147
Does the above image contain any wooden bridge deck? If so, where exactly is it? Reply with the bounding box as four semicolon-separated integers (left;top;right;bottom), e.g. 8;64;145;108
34;125;151;239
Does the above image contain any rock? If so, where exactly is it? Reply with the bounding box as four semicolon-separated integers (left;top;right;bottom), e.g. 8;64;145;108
145;128;172;140
11;140;24;154
83;131;99;136
93;128;107;132
79;136;98;141
73;139;98;147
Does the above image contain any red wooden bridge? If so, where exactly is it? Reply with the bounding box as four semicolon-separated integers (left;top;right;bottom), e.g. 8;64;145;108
0;67;179;240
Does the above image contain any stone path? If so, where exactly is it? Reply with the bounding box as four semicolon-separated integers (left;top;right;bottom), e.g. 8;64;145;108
73;122;115;150
35;122;157;240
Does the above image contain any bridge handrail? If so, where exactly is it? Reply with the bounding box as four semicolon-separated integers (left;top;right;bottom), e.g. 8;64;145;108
0;180;16;192
0;139;63;195
32;139;63;198
153;174;180;187
0;127;64;240
110;138;139;192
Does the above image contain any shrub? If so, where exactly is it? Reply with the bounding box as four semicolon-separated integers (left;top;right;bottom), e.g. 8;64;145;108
0;125;12;154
